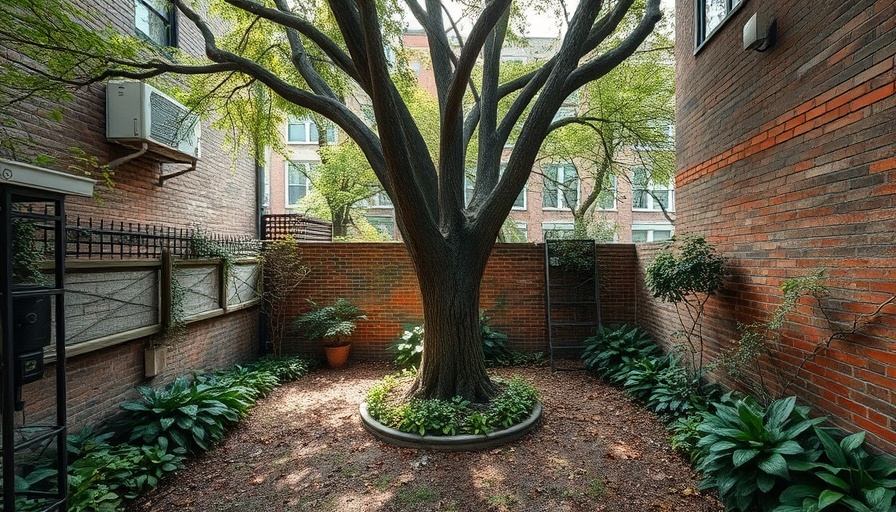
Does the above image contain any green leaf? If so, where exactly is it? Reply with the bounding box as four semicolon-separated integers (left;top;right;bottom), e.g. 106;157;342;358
160;416;175;431
839;431;866;453
759;453;791;479
757;472;777;493
816;472;849;491
766;396;797;428
816;428;847;468
733;449;760;467
773;440;804;455
817;490;844;510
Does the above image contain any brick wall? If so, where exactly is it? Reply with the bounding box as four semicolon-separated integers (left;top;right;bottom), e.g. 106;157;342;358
675;0;896;452
281;242;640;359
21;308;259;430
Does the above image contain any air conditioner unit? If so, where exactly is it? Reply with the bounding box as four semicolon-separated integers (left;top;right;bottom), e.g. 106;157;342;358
106;81;201;162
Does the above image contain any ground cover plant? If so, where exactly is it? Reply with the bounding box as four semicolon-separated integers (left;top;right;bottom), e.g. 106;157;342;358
365;371;538;436
11;355;314;512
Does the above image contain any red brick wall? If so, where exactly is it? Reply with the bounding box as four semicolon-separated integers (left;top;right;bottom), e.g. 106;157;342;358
21;309;259;430
5;0;261;432
282;242;640;359
675;0;896;452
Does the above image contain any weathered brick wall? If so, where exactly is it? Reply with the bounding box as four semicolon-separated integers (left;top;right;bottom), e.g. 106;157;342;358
22;309;259;430
675;0;896;452
282;242;640;360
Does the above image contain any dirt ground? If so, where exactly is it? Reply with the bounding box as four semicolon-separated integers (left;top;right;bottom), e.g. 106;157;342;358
127;361;723;512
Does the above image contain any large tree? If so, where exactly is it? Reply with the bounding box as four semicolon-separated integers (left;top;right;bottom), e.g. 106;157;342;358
1;0;662;401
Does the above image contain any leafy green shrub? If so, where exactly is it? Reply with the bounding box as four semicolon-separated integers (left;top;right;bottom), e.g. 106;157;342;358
480;310;510;361
248;354;315;383
397;397;471;436
581;324;663;379
119;376;253;453
614;355;671;401
201;365;280;401
696;395;824;512
646;362;714;420
774;429;896;512
669;413;705;462
291;297;366;347
487;377;539;429
392;325;425;369
365;374;538;436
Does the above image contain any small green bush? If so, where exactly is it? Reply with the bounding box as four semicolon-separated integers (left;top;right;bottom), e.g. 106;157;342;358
119;376;254;453
248;354;316;383
581;324;663;379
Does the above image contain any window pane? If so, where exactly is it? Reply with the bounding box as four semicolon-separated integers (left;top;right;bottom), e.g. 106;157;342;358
654;189;670;210
288;123;306;142
633;190;649;209
287;164;307;205
632;230;648;243
135;0;170;46
705;0;727;34
309;122;319;142
465;177;475;206
513;188;525;209
326;124;337;143
653;230;672;242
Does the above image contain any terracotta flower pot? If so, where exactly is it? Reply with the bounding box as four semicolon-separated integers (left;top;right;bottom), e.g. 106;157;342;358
324;343;351;368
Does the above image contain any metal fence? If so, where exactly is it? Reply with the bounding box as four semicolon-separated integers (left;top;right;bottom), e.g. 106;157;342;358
261;214;332;241
63;216;261;259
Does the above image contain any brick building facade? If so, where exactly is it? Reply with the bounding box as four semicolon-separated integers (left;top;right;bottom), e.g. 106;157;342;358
4;0;261;429
667;0;896;451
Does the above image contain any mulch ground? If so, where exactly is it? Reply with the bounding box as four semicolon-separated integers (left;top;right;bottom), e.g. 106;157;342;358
127;361;723;512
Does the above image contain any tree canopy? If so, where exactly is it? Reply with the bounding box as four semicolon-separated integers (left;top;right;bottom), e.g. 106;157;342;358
1;0;664;401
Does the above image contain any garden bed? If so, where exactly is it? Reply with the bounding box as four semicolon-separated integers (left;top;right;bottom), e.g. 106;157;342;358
127;362;723;512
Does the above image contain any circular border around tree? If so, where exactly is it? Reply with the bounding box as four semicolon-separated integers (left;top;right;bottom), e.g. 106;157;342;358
359;402;543;451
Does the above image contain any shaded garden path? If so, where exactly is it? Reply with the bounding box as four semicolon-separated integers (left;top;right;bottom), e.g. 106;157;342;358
127;362;722;511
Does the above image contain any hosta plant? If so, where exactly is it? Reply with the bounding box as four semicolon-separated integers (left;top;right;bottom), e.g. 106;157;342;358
696;394;825;512
615;355;671;402
581;324;663;380
119;376;253;453
774;429;896;512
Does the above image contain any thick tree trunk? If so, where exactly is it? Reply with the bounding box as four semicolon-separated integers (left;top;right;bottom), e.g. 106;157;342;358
406;239;500;402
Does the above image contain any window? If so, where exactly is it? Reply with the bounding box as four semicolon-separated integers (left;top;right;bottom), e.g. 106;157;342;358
286;161;313;207
632;168;674;212
696;0;744;48
372;190;393;208
515;222;528;242
287;118;337;144
463;166;525;209
632;225;673;243
135;0;176;47
542;163;579;209
597;175;617;210
542;222;575;240
367;216;395;237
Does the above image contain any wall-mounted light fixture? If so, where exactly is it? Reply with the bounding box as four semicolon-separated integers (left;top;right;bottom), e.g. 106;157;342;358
743;12;776;52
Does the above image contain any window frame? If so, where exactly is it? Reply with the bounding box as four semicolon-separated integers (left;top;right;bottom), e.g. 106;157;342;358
695;0;746;51
542;221;575;240
632;224;674;243
542;163;580;210
597;175;617;211
285;161;313;208
372;190;393;208
631;168;675;212
286;118;337;145
134;0;177;47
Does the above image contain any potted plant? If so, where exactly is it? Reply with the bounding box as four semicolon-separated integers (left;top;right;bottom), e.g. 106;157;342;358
291;298;366;368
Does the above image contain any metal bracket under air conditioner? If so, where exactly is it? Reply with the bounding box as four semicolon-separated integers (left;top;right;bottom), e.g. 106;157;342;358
158;161;197;185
